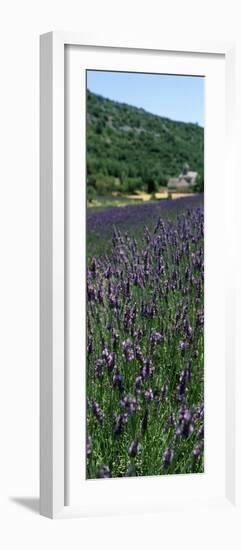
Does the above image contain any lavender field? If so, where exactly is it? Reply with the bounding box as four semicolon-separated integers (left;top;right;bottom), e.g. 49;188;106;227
86;196;204;479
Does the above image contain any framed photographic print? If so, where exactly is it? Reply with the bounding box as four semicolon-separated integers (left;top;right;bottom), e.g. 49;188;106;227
40;32;239;518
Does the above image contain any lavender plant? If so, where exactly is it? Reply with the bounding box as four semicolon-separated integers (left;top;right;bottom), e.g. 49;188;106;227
86;202;204;479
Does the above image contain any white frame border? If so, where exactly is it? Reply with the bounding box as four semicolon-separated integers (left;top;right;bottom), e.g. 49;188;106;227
40;31;238;519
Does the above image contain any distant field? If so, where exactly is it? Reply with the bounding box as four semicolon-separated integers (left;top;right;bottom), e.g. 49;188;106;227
87;190;197;209
87;193;204;259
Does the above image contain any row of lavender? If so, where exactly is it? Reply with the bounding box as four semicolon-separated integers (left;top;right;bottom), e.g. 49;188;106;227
86;204;204;478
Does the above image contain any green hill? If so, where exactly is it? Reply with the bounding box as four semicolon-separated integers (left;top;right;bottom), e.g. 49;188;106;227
87;90;204;197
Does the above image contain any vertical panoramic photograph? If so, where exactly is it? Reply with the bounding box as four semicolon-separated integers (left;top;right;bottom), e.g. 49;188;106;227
86;70;204;479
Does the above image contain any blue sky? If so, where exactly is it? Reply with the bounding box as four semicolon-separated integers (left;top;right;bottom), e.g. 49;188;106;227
87;70;204;127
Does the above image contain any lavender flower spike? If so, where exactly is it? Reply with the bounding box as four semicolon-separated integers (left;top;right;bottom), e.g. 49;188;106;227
86;434;92;458
163;448;174;468
128;440;140;458
96;465;111;478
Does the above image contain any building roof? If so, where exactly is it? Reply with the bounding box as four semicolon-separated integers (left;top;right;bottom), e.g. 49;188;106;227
168;168;198;189
186;171;197;178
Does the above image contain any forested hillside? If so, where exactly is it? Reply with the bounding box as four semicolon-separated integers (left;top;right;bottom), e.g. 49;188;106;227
87;90;204;197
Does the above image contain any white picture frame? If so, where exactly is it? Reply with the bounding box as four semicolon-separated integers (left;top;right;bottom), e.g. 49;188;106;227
40;31;239;519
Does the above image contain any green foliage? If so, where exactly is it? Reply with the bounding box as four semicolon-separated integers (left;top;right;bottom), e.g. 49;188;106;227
194;171;204;192
87;90;204;197
87;185;95;202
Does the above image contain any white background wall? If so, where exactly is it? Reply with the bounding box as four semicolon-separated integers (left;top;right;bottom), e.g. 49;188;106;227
1;1;241;548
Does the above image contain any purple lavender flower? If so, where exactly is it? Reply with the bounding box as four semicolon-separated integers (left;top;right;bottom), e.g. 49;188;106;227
197;310;204;328
96;465;111;478
102;347;115;371
192;443;203;463
197;424;204;440
159;384;168;402
163;448;174;468
150;329;164;352
176;366;191;401
122;339;134;362
94;359;104;380
112;371;123;391
179;340;189;355
144;388;154;402
113;413;129;436
120;394;138;414
140;359;155;380
135;345;146;365
128;440;140;458
111;328;119;351
134;375;143;394
175;406;194;438
92;401;105;423
86;434;92;458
